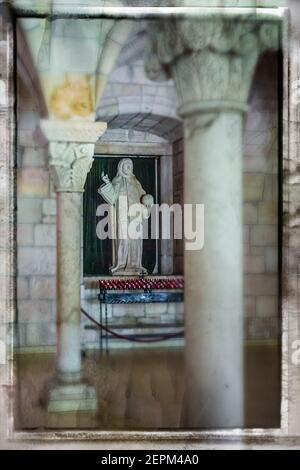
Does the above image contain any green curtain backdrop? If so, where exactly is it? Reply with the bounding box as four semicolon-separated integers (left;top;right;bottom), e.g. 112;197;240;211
83;156;158;276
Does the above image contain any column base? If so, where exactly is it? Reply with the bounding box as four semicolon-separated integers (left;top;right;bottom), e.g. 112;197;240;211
47;381;97;413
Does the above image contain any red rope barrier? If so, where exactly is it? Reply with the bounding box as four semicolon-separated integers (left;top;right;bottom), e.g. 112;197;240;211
81;307;184;344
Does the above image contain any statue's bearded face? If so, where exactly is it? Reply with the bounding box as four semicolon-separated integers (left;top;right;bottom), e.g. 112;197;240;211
123;161;133;176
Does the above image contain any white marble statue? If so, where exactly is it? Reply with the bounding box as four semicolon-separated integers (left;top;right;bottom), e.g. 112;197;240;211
98;158;154;276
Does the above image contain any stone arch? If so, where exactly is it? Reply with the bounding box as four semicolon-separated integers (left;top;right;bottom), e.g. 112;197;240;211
98;110;183;142
96;21;183;142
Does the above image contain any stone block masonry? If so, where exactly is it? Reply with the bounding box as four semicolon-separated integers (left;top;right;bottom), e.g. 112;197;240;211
16;49;280;348
16;78;57;349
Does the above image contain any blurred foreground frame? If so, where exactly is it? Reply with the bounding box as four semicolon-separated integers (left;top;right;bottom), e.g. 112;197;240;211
1;0;300;449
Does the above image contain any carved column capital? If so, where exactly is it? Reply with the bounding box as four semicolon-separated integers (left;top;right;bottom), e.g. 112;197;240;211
145;16;280;117
48;142;95;192
40;120;107;192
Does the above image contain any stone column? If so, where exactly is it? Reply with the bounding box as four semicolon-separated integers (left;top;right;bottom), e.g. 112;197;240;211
146;16;279;428
40;120;107;413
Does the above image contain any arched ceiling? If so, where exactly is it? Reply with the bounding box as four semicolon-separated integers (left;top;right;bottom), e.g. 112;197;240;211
101;112;183;142
96;21;183;142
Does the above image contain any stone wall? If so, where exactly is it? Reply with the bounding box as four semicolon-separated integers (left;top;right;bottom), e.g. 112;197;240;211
16;75;182;350
16;46;280;349
244;52;279;340
17;79;57;349
81;279;184;350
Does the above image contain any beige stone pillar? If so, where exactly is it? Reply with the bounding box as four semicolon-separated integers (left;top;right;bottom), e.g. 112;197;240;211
182;112;244;428
146;16;280;428
40;120;107;412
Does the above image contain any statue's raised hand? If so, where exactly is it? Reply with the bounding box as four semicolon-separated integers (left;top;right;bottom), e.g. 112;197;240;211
101;171;110;184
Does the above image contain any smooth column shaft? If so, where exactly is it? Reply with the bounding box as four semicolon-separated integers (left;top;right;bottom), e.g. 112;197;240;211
56;191;82;381
183;112;244;429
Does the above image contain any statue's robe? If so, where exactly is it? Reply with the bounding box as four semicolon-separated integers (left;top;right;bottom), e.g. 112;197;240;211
99;174;147;275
